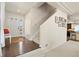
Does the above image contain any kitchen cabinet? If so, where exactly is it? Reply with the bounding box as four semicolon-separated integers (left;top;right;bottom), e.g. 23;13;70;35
76;32;79;40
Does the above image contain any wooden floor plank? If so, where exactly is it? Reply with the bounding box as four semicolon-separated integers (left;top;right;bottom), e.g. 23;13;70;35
2;37;39;57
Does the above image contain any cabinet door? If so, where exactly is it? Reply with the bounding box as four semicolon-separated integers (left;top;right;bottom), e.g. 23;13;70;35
76;33;79;40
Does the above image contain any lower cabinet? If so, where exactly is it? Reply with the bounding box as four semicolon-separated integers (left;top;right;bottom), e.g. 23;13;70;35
76;33;79;40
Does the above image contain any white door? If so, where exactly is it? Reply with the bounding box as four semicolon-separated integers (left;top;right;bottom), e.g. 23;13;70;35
17;19;25;36
7;15;25;37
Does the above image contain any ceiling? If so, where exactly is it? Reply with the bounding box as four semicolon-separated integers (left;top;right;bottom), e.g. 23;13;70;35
62;2;79;22
5;2;44;15
48;2;79;22
5;2;79;16
5;2;79;20
48;2;79;16
61;2;79;16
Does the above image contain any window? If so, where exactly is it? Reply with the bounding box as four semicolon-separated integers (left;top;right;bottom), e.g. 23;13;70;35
74;25;79;32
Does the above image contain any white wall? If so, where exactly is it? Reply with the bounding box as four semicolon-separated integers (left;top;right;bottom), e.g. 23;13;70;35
40;9;67;48
0;3;1;57
0;2;5;56
1;2;5;48
5;11;25;37
25;3;55;42
0;3;1;43
25;7;49;37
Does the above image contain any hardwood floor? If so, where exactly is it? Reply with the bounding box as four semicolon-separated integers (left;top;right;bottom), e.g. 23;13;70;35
2;37;39;57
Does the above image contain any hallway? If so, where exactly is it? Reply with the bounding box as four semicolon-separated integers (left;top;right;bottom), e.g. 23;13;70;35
2;37;39;57
1;2;79;57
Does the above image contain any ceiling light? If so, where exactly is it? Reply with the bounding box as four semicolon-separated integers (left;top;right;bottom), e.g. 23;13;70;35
17;9;21;13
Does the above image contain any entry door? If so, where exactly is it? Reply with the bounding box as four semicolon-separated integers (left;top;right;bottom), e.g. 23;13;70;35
17;19;25;36
8;16;25;37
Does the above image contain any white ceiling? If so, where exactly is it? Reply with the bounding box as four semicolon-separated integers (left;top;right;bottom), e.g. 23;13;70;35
62;2;79;16
61;2;79;23
5;2;44;15
48;2;79;23
5;2;79;19
48;2;79;16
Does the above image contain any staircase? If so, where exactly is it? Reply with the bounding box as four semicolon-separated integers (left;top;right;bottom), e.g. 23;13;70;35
25;3;56;44
30;3;56;44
